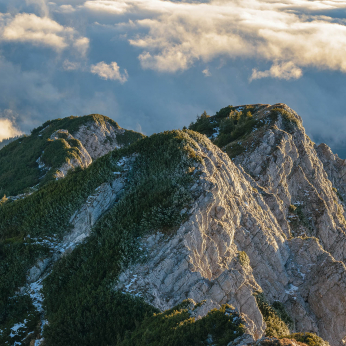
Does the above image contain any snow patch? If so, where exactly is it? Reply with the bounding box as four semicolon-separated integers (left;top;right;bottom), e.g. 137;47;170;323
10;320;27;338
285;284;299;295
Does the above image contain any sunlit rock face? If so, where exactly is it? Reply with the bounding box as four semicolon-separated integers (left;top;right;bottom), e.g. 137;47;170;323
115;104;346;345
73;120;124;160
50;120;124;179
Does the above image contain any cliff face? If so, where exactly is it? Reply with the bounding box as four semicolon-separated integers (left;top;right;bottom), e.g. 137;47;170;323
114;107;346;345
73;119;125;160
1;105;346;346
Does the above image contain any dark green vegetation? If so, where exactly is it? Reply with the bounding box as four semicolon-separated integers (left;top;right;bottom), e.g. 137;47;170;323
272;108;301;133
254;292;293;338
118;300;245;346
0;150;118;345
0;114;144;197
189;104;301;160
288;203;313;233
0;106;332;345
43;130;202;345
0;135;22;150
256;297;328;346
281;333;330;346
189;106;260;148
0;129;204;345
0;295;41;345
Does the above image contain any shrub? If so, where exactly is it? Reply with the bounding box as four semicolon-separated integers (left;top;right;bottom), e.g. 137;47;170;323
119;301;245;346
188;105;262;160
189;111;215;137
270;108;300;133
226;144;246;159
289;205;297;213
0;195;8;206
214;110;257;148
0;294;40;346
254;292;291;337
281;333;330;346
238;251;250;267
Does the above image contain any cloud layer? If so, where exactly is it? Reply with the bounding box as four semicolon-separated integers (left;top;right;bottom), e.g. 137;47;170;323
80;0;346;77
0;13;89;53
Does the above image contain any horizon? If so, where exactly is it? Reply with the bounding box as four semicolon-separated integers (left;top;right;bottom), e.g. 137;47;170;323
2;102;346;159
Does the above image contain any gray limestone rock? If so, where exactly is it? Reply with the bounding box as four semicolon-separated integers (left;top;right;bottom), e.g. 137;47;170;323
64;178;125;249
48;119;124;179
115;111;346;345
73;121;124;160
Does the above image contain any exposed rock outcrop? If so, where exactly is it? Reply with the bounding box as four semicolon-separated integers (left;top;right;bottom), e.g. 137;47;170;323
46;119;126;179
73;120;124;160
65;177;125;250
115;105;346;345
47;129;93;179
316;143;346;203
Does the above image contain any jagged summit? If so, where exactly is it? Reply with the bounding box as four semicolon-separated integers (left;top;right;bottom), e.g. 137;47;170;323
0;105;345;346
0;114;144;197
189;103;303;160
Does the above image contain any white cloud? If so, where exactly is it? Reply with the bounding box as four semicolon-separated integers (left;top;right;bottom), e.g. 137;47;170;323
58;4;76;13
83;0;130;14
250;62;302;81
90;61;128;83
82;0;346;78
0;13;89;52
0;118;23;141
202;68;211;77
63;59;81;71
73;37;89;56
1;13;68;49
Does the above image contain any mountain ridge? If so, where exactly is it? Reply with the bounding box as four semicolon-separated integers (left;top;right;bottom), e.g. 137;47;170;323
0;104;345;346
0;113;144;198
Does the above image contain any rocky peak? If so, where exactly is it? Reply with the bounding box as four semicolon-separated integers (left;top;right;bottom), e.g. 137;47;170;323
0;113;144;197
1;106;346;346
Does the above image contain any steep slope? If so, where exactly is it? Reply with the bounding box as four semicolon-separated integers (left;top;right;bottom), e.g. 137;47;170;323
186;104;346;344
116;121;346;345
0;130;203;345
316;143;346;202
1;106;345;346
0;114;144;197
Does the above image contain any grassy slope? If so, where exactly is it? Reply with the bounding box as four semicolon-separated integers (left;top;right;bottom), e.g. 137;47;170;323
0;114;144;197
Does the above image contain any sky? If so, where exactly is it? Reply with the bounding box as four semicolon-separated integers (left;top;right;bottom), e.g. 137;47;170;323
0;0;346;155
